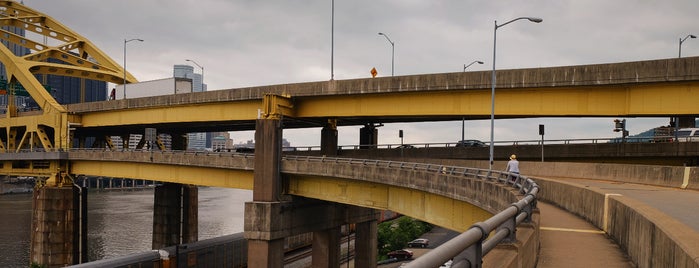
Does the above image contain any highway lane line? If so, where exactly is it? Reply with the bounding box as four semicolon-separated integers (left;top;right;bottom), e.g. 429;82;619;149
540;226;605;234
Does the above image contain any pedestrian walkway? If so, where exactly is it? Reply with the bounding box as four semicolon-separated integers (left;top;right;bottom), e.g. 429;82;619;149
537;201;634;268
552;177;699;231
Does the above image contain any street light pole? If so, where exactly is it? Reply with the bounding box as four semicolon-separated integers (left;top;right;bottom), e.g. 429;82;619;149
489;17;542;170
331;0;334;80
186;59;204;91
123;38;143;99
679;34;696;58
463;60;484;72
378;32;394;76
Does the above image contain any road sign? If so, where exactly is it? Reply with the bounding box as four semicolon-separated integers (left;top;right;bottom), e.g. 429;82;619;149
371;67;377;78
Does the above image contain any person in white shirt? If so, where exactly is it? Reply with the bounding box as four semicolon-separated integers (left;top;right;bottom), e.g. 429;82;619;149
506;154;520;181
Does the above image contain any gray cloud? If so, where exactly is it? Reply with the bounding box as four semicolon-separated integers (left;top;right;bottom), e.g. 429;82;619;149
23;0;696;146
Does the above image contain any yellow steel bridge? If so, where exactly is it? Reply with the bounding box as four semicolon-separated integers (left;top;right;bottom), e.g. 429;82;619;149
0;0;698;237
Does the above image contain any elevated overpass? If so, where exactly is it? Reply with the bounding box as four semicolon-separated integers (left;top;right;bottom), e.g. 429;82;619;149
63;55;699;137
1;2;698;267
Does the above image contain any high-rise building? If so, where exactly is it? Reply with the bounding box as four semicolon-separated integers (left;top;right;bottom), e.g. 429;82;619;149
110;64;208;151
174;65;205;92
0;18;31;109
0;13;107;109
173;64;209;150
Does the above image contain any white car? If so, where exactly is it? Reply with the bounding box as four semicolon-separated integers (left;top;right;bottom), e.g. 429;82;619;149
440;259;453;267
676;128;699;142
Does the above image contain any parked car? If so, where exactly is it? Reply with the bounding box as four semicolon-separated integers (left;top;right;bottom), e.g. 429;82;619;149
387;249;414;260
456;139;485;147
676;128;699;142
396;144;416;149
407;238;429;248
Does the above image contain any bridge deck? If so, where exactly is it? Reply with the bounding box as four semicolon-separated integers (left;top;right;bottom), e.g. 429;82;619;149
537;201;633;268
549;177;699;232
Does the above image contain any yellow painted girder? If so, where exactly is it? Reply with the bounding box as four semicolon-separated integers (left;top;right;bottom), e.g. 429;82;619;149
0;112;73;150
78;101;261;127
70;160;254;190
287;175;492;232
0;1;134;113
293;82;699;117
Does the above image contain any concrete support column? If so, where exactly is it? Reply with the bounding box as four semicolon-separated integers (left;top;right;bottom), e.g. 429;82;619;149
247;118;285;267
312;226;341;268
30;185;87;266
152;183;198;249
170;132;188;151
354;220;378;268
321;119;338;156
360;123;378;149
247;239;285;268
678;116;696;128
253;119;282;202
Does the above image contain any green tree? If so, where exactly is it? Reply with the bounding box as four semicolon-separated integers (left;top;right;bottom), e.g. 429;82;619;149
376;216;433;260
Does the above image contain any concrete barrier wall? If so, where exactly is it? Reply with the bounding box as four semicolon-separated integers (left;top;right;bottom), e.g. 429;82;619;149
534;177;699;268
521;161;699;191
382;158;699;191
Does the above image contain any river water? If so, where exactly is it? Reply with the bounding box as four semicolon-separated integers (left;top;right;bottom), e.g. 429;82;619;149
0;187;251;267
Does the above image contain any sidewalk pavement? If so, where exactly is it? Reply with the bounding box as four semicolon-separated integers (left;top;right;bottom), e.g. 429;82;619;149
537;201;634;268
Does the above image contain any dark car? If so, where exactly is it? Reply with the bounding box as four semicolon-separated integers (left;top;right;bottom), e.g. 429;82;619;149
387;249;413;260
456;139;486;147
407;238;429;248
395;144;416;149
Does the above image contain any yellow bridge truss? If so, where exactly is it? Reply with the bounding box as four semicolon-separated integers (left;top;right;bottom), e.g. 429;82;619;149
0;1;136;185
0;0;134;153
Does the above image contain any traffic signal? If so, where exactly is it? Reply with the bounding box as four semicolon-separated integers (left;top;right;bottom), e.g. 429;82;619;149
613;119;626;132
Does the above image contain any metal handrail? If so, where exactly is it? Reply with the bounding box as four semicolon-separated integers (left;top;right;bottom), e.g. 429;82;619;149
405;176;538;268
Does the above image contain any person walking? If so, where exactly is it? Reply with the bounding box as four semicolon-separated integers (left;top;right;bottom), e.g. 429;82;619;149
506;154;520;182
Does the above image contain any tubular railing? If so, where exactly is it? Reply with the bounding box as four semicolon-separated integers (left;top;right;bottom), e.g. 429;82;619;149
284;154;539;268
286;135;683;151
404;175;538;268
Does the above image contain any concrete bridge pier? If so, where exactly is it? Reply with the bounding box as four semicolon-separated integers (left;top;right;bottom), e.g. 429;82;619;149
152;183;198;249
321;119;338;156
354;219;378;267
248;117;380;267
360;123;379;149
677;116;696;128
30;184;88;266
246;118;285;267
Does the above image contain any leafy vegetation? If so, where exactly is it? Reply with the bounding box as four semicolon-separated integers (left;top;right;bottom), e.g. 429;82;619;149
377;216;432;260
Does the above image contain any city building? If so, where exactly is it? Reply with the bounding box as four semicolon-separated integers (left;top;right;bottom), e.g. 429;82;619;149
110;64;208;151
1;9;107;110
212;132;234;151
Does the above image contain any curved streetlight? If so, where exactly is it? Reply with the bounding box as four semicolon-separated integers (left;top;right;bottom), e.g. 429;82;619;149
679;34;696;58
378;32;395;76
123;38;143;99
185;59;204;92
464;60;484;72
489;17;542;170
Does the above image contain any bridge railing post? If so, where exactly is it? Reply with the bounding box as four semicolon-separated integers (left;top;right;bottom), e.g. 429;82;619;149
460;241;483;268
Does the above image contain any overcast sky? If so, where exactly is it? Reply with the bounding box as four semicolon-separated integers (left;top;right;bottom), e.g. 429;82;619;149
24;1;699;147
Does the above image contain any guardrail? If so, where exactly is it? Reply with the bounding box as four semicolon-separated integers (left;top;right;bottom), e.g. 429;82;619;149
0;134;686;155
283;155;539;268
286;135;684;152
